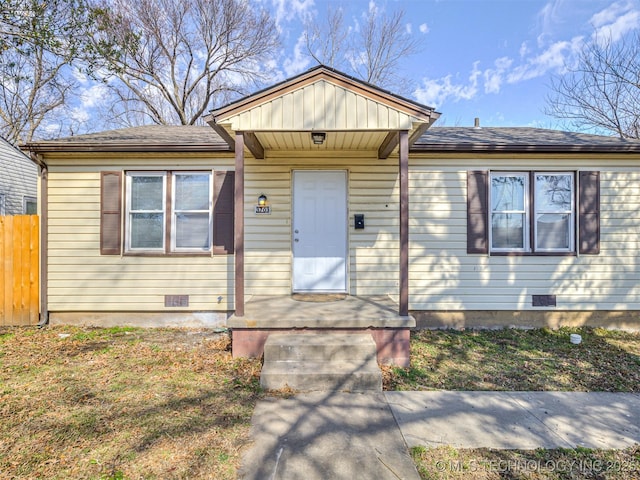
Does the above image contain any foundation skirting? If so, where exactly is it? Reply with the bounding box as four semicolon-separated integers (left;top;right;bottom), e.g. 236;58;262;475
413;310;640;331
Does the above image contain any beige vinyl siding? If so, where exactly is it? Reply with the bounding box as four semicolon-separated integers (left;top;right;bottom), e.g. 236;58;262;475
243;154;400;297
349;165;399;295
245;166;292;295
46;159;235;312
408;159;640;311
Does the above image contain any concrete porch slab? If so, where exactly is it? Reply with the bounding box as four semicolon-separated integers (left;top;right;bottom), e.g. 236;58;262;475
228;295;415;329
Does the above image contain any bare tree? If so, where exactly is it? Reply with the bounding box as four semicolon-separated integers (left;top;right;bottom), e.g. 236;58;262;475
86;0;280;127
305;7;350;73
305;5;424;92
0;0;92;143
0;45;77;143
546;32;640;139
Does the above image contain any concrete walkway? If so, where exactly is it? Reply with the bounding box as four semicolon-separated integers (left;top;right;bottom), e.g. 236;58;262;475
239;391;640;480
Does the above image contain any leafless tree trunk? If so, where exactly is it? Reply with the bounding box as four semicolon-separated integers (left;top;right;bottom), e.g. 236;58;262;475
546;32;640;139
87;0;280;127
305;5;424;93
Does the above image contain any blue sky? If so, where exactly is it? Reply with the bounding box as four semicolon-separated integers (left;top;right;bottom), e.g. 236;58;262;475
267;0;640;130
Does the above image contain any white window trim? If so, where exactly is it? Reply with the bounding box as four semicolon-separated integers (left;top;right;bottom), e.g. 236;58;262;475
534;172;575;253
125;171;167;253
489;171;576;254
170;171;213;253
23;196;37;215
125;170;214;254
489;172;530;253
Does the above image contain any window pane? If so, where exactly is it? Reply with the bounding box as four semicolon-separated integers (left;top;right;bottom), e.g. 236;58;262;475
492;213;524;249
130;213;164;249
175;174;209;211
536;174;572;212
491;175;525;211
536;214;570;249
131;176;163;210
175;213;210;249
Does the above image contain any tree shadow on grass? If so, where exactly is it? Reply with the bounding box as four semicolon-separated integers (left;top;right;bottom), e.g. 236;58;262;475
388;327;640;392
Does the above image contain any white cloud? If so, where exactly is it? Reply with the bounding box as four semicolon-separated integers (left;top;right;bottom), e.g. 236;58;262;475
590;1;640;42
406;23;412;34
270;0;315;33
483;57;513;94
508;35;584;83
419;23;429;34
282;31;312;77
414;62;481;108
79;83;109;109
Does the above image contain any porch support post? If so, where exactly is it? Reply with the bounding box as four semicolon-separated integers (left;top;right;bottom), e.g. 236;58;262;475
399;130;409;316
234;132;245;316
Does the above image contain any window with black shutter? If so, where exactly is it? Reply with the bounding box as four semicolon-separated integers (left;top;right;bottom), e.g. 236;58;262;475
467;170;600;255
100;169;234;255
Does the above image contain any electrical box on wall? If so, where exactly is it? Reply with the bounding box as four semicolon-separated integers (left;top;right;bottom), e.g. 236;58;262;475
354;214;365;229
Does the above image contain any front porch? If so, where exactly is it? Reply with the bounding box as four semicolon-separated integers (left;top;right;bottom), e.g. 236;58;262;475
228;295;415;366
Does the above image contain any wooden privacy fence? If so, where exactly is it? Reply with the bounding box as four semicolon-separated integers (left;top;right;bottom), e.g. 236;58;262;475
1;215;39;326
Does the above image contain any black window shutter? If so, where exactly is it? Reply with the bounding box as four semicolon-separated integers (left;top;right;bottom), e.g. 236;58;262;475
579;171;600;254
467;170;489;254
100;171;122;255
213;171;235;254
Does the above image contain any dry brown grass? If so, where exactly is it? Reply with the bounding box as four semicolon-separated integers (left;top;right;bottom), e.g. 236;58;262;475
412;445;640;480
0;326;263;480
397;327;640;479
386;327;640;392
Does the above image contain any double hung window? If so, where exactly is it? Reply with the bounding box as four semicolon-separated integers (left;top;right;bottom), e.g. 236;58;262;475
489;172;575;253
125;171;212;253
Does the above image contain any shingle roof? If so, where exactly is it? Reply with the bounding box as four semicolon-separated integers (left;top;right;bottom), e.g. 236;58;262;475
413;127;640;153
21;124;640;154
22;125;228;152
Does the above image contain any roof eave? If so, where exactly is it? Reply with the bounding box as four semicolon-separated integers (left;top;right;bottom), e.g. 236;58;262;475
21;143;232;153
411;144;640;154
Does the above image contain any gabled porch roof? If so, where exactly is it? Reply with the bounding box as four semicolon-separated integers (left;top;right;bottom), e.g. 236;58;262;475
204;65;440;159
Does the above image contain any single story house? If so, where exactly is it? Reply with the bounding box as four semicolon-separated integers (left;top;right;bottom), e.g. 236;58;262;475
22;66;640;365
1;135;37;215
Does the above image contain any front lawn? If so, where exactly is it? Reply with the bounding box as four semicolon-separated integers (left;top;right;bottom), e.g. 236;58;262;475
0;326;263;479
391;327;640;479
2;325;640;479
385;327;640;392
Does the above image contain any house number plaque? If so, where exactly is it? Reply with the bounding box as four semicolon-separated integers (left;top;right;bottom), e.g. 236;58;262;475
255;205;271;214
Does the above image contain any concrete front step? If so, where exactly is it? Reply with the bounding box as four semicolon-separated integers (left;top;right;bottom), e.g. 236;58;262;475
264;332;379;362
260;333;383;392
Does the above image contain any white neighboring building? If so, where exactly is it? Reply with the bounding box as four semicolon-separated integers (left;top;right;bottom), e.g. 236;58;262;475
0;136;37;215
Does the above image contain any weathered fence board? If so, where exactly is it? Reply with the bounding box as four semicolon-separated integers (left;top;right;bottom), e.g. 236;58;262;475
0;215;39;326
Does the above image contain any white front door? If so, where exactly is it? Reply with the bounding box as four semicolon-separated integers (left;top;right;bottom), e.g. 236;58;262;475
292;170;347;292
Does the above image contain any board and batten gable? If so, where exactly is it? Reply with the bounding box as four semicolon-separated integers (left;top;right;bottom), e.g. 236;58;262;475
0;136;37;215
222;79;419;132
407;153;640;328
